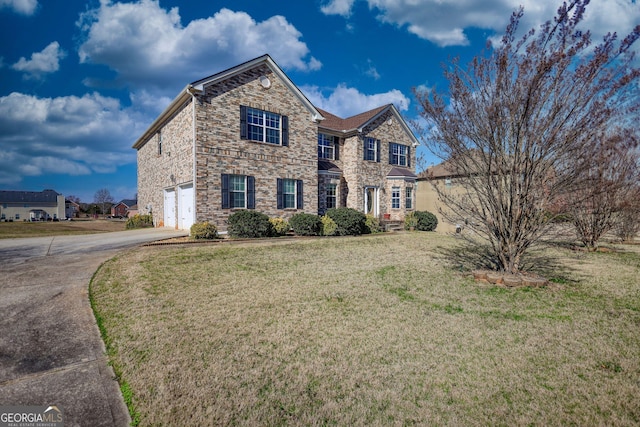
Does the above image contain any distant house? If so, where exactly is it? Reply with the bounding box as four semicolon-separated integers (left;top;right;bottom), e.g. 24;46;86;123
416;160;466;233
133;54;418;231
111;199;138;218
0;189;66;221
65;199;80;218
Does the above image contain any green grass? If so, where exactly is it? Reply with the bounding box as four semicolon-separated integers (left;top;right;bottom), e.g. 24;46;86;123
90;233;640;426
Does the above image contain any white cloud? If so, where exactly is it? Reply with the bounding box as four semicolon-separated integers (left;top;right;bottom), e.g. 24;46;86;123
77;1;321;95
321;0;356;17
12;41;66;80
0;92;146;184
364;59;381;80
301;84;410;118
322;0;640;48
0;0;38;15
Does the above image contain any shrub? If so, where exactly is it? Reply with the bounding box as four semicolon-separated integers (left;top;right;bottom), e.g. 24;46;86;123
321;215;337;236
227;210;273;238
364;215;382;234
125;214;153;229
414;211;438;231
289;213;322;236
325;207;366;236
190;222;218;240
269;217;290;236
404;212;418;230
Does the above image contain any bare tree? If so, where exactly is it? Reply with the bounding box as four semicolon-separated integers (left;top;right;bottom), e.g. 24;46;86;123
615;182;640;243
415;1;639;274
567;130;639;251
94;188;114;218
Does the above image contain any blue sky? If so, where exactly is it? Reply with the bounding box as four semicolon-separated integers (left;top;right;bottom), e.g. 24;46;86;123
1;0;638;203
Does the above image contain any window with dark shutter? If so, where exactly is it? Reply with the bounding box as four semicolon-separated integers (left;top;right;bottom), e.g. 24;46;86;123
334;139;339;160
221;174;230;209
281;116;289;146
240;106;248;140
247;176;255;209
296;180;304;209
276;178;284;210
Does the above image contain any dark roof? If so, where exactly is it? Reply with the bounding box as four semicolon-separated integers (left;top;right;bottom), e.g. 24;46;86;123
387;167;417;179
116;199;138;208
317;105;390;133
318;160;342;173
0;189;61;204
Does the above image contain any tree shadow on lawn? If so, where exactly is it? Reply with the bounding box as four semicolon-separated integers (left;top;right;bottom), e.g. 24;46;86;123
434;238;579;284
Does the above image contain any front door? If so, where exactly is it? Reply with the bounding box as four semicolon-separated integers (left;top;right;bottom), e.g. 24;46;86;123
364;187;378;217
178;184;194;230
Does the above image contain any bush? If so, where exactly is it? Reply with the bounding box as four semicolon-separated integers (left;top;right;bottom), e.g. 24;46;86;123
414;211;438;231
190;222;218;240
325;207;366;236
125;214;153;229
227;210;273;238
289;213;322;236
364;215;382;234
269;217;290;236
321;215;337;236
404;212;418;230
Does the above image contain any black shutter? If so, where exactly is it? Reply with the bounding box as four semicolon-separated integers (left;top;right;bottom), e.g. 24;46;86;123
377;139;381;163
221;174;230;209
281;115;289;146
389;143;393;164
296;180;304;209
407;146;411;168
247;176;255;209
277;178;284;209
363;138;368;160
240;106;248;139
334;137;339;160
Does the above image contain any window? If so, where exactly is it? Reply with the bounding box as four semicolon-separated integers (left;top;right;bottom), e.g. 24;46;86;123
389;143;409;167
364;137;380;162
15;213;20;220
277;178;304;209
158;131;162;155
391;187;401;209
326;184;337;209
240;106;288;145
318;133;338;160
221;174;255;209
405;187;413;209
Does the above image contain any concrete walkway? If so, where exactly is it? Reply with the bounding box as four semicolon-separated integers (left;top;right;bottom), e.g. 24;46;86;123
0;229;187;426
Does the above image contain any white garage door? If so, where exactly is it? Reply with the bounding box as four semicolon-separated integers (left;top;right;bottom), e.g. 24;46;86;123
164;189;176;228
178;183;194;231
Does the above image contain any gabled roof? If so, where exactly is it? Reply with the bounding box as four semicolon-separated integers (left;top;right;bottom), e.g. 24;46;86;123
0;189;61;204
133;54;324;149
115;199;137;208
317;104;419;146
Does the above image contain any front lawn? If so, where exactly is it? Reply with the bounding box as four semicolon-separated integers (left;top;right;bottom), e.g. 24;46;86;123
90;233;640;426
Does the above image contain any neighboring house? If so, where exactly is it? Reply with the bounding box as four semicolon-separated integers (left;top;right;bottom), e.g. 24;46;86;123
134;54;418;231
111;199;138;218
65;199;80;218
0;189;65;221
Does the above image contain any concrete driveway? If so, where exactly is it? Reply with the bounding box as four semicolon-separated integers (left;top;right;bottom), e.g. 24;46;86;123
0;228;187;426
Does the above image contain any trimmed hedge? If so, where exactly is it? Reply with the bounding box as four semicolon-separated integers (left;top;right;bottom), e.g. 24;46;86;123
414;211;438;231
269;217;290;236
325;207;366;236
321;215;337;236
289;213;322;236
227;210;273;238
190;222;218;240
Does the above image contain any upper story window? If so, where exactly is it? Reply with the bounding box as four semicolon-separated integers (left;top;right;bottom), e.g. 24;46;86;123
158;130;162;155
364;137;380;162
389;143;410;167
240;106;289;146
318;133;338;160
221;174;255;209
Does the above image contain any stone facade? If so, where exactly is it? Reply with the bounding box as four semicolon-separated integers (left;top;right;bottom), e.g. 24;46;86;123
134;55;418;231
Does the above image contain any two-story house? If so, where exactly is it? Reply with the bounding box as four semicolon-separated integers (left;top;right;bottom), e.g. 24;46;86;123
133;54;418;231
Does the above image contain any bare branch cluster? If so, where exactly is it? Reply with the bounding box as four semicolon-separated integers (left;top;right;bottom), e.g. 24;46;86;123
415;0;640;273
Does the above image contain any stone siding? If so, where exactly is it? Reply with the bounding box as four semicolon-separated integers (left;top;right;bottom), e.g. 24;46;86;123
136;99;194;227
193;65;318;230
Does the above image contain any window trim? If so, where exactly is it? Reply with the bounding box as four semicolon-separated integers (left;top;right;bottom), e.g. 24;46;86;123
389;143;410;167
405;187;413;209
391;186;401;209
221;174;255;209
318;133;338;160
277;178;304;210
240;105;288;146
364;137;380;162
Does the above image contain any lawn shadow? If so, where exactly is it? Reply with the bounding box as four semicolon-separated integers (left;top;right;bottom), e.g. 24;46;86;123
434;237;579;283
